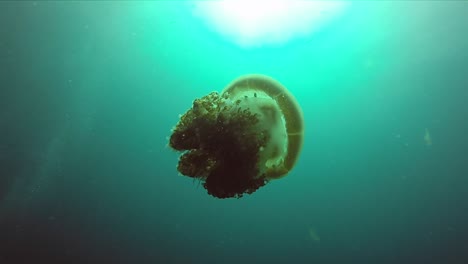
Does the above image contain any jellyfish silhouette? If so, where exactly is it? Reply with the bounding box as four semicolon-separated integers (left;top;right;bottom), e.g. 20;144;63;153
169;74;304;198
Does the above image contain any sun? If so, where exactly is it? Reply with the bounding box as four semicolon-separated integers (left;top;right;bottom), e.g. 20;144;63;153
192;0;348;48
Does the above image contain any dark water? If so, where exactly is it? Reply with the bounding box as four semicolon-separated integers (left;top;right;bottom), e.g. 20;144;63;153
1;1;468;264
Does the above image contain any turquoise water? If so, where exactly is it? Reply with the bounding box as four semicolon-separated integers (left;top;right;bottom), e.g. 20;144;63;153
1;1;468;263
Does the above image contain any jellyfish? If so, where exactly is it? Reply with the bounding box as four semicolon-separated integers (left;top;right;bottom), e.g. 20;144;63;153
168;74;304;199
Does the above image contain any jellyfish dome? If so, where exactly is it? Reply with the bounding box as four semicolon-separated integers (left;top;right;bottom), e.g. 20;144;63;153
169;74;304;199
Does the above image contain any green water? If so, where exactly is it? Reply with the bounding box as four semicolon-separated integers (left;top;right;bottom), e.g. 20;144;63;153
1;1;467;263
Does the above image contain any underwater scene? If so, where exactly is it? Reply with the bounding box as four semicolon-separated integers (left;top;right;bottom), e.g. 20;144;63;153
1;1;468;263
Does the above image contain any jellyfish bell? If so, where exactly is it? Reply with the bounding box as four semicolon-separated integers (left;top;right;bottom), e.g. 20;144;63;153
169;74;304;198
221;74;304;180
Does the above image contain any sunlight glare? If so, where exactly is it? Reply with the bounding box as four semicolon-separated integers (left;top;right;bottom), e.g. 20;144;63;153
193;0;348;48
